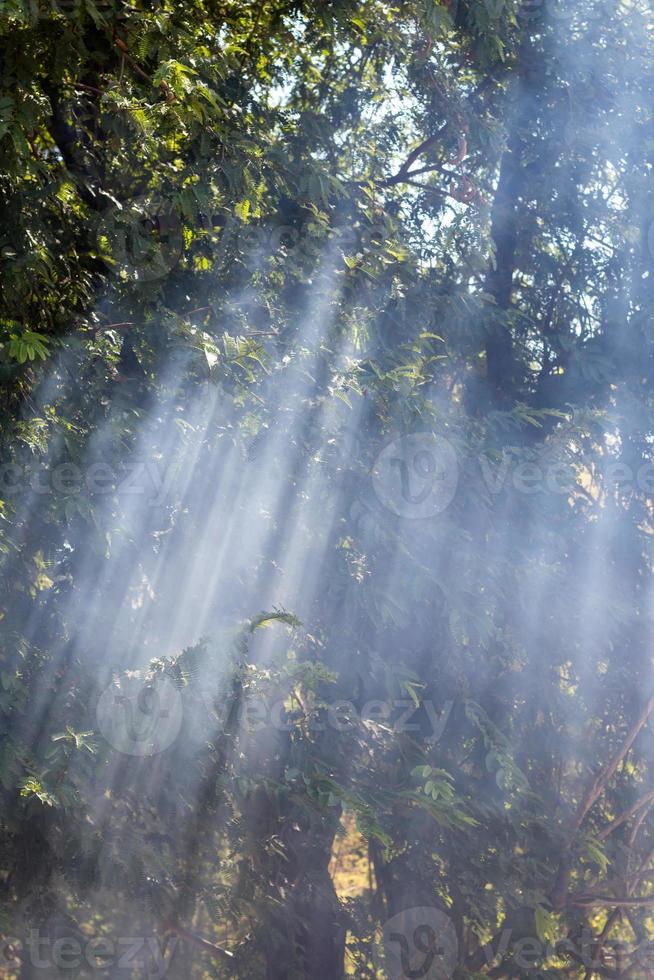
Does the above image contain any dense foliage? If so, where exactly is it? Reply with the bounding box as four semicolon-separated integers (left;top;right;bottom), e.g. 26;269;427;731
2;0;654;977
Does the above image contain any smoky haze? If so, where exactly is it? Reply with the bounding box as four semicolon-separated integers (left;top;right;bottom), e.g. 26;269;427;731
3;1;654;978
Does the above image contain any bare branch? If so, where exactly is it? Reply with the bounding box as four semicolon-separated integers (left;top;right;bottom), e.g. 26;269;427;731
598;788;654;841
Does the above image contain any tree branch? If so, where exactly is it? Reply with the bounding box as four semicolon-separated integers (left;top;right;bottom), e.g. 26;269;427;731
597;788;654;841
574;695;654;835
569;895;654;909
550;694;654;911
163;921;234;961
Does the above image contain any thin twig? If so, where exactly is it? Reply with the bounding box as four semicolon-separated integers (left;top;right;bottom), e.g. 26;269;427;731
598;788;654;841
163;921;234;961
574;695;654;834
583;907;622;980
550;694;654;911
570;895;654;908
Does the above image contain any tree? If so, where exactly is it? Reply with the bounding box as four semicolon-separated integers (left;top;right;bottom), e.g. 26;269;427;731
2;0;654;977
